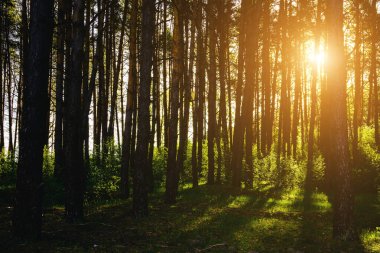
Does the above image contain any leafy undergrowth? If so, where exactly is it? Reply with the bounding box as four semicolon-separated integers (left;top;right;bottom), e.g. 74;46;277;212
0;185;379;253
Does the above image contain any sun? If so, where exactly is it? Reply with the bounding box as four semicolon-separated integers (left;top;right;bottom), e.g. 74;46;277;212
308;50;325;65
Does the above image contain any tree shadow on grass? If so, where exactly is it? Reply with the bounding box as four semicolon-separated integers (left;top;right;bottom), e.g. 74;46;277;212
299;187;375;253
167;185;304;252
1;184;378;252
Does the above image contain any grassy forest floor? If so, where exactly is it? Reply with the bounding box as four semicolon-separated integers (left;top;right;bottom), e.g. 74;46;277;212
0;183;379;253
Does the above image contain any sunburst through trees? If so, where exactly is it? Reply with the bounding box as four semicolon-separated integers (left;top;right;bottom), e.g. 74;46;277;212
0;0;379;249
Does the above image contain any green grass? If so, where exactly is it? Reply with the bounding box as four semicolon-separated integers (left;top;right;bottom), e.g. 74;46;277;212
0;184;379;252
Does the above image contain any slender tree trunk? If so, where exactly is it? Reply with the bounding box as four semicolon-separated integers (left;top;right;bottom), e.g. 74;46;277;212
216;0;230;182
13;0;54;238
352;0;362;164
102;1;111;152
64;0;86;221
163;0;169;148
292;48;301;159
196;0;205;179
371;0;379;150
0;0;2;150
0;2;3;150
133;0;155;216
166;0;184;204
121;0;138;198
108;0;128;139
261;0;271;156
207;0;217;185
82;0;92;166
96;0;105;162
6;37;13;153
242;0;260;189
326;0;354;240
55;0;65;178
177;19;191;179
305;0;321;194
155;23;161;148
231;0;247;188
191;15;199;187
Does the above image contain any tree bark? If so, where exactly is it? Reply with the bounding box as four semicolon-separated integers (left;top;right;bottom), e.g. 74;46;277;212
370;0;379;150
326;0;355;240
196;0;205;179
13;0;54;238
165;0;184;204
54;0;65;178
352;0;362;164
231;0;247;188
133;0;155;216
207;0;217;185
121;0;138;198
108;0;128;139
261;0;271;156
64;0;86;221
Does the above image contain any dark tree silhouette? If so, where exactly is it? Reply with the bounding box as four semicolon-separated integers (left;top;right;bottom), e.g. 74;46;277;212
13;0;54;238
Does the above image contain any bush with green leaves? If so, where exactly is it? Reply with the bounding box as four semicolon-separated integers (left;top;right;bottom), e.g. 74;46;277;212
152;147;167;188
86;141;121;201
355;126;380;193
43;146;54;177
0;149;16;184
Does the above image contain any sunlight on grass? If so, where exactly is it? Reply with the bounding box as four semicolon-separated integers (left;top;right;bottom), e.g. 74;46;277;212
234;218;300;252
182;206;226;232
264;189;302;211
228;195;251;208
361;228;380;253
311;192;332;211
263;189;332;213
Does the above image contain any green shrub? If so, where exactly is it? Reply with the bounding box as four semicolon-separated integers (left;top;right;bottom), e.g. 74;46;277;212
355;126;380;193
253;148;305;191
86;141;121;201
152;147;167;188
0;149;16;184
312;153;326;190
43;146;54;177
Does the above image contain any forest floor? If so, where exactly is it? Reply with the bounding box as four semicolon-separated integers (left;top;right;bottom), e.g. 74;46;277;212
0;183;379;253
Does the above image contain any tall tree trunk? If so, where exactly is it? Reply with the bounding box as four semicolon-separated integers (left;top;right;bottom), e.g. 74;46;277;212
292;46;301;159
177;18;191;179
121;0;138;198
305;0;321;194
6;36;13;153
64;0;86;221
191;13;199;187
102;1;111;153
196;0;205;179
242;0;260;189
133;0;155;216
55;0;65;178
13;0;54;238
261;0;271;156
155;21;161;148
0;2;3;150
371;0;379;150
96;0;105;163
163;0;169;148
82;0;91;166
207;0;217;185
231;0;247;188
108;0;128;139
352;0;362;164
165;0;184;204
216;0;229;182
326;0;354;240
